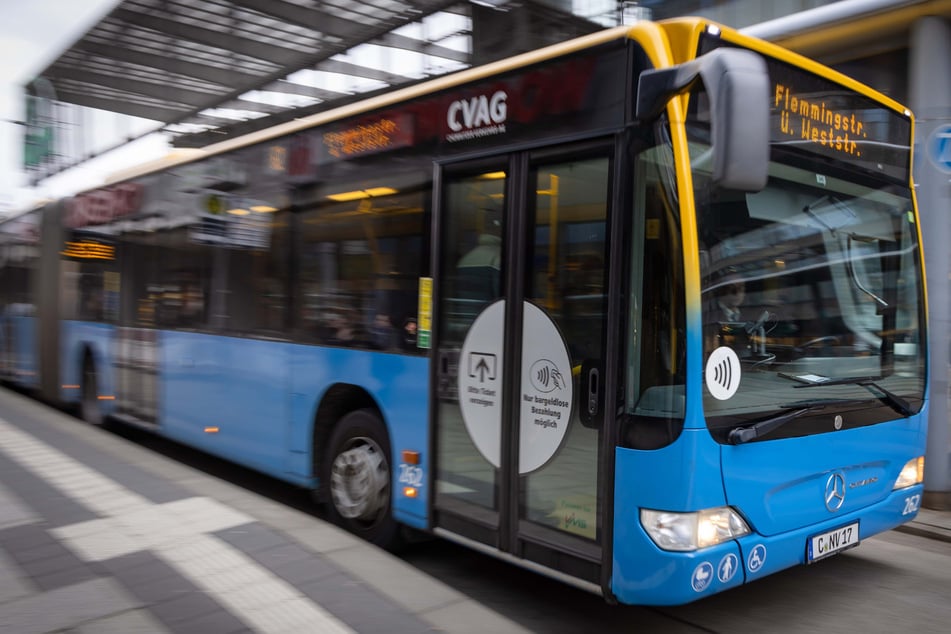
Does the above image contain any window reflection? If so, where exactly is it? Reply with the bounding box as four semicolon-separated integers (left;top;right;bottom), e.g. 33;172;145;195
297;171;429;353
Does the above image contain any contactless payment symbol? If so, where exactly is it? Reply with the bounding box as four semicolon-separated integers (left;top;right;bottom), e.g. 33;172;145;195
691;562;714;592
705;346;741;400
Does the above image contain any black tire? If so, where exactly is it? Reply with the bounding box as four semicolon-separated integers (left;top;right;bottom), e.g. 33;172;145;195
79;356;104;426
322;409;402;550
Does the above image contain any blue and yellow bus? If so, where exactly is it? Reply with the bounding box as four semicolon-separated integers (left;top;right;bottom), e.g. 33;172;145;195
0;18;927;605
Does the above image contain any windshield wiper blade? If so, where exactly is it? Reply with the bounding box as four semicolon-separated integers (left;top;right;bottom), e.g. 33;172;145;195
727;399;860;445
793;376;913;417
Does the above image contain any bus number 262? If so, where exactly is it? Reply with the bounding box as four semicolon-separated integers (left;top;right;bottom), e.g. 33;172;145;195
902;494;921;516
399;463;424;488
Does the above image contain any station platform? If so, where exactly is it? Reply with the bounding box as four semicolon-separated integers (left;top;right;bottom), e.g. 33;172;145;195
0;388;532;634
896;507;951;543
2;386;948;633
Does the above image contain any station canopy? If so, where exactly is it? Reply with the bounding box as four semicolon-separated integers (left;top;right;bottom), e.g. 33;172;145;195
30;0;608;150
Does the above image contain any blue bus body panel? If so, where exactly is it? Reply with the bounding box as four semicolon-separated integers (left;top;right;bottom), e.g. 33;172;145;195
288;345;431;528
612;481;925;605
720;414;928;536
611;415;928;605
159;332;430;528
162;332;292;478
60;321;116;407
8;316;39;389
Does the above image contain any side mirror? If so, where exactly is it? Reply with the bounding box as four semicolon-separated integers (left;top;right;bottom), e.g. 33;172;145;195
636;48;770;192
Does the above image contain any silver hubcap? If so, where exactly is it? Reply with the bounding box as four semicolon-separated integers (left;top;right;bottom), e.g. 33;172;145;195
330;436;389;522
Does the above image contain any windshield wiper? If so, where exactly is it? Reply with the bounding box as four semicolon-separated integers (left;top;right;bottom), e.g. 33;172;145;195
727;398;860;445
793;376;914;417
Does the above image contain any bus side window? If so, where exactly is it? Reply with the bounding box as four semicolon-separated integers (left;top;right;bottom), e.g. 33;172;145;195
295;162;430;352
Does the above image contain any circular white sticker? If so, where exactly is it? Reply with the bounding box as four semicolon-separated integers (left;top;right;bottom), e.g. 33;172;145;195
457;300;505;467
705;346;741;400
691;561;714;592
519;302;573;474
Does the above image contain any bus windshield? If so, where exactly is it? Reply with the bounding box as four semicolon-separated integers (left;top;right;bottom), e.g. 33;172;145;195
692;143;925;442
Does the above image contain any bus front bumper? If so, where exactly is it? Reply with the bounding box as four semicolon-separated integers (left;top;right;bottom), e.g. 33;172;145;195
610;484;924;606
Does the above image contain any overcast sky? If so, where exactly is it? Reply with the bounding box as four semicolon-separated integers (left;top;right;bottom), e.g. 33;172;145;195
0;0;169;212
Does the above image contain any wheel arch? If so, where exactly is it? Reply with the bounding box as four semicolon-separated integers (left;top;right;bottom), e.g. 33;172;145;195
311;382;387;502
68;341;98;407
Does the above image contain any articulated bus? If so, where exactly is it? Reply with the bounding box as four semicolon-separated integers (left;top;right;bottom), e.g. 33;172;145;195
0;18;927;605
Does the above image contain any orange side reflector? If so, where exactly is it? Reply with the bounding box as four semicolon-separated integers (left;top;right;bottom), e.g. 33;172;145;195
204;426;220;434
62;384;80;389
401;450;420;465
97;395;115;401
403;487;418;498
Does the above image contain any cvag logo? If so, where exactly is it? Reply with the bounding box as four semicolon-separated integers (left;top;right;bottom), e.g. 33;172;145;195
446;91;507;142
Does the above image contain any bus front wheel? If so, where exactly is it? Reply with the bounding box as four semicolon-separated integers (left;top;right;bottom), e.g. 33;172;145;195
323;409;402;550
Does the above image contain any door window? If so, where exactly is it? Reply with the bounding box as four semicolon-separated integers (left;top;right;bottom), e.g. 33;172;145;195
436;168;507;512
521;156;609;541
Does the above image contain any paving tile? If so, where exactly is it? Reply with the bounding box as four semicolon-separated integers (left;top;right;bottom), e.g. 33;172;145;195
150;591;223;626
166;608;251;634
8;538;73;564
0;481;37;529
0;577;140;634
268;554;341;585
215;522;288;554
325;545;463;614
74;608;173;634
124;571;199;604
422;597;536;634
16;550;87;577
248;542;314;568
32;565;99;592
89;463;191;504
0;524;56;552
0;454;97;528
0;548;33;603
0;413;184;508
93;550;164;576
298;571;436;634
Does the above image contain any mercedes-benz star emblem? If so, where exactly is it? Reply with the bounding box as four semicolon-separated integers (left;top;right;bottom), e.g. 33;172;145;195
825;472;846;512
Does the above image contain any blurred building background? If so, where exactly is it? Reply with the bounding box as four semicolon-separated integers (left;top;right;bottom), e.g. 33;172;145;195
9;0;951;506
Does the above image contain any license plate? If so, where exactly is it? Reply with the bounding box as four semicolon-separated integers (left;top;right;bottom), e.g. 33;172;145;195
807;521;860;563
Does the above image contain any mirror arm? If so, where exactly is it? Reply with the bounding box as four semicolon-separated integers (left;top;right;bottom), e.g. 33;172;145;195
635;47;770;192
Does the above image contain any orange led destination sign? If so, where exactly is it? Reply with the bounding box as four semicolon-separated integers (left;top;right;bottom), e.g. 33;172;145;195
61;240;115;261
700;35;911;182
321;113;413;161
759;54;911;182
774;83;868;158
323;119;398;158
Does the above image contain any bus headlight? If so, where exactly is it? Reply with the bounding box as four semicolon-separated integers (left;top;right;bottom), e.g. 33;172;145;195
640;507;751;551
893;456;924;490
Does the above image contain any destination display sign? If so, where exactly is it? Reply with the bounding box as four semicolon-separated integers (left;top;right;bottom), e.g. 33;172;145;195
319;113;414;163
773;82;867;158
700;36;912;182
766;57;911;181
60;239;115;261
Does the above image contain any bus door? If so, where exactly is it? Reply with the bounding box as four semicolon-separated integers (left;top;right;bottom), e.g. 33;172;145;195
433;143;613;585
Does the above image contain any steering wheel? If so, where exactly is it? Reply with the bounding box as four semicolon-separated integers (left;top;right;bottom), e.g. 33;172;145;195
793;336;840;358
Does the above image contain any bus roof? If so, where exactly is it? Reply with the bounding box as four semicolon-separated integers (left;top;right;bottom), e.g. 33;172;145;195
101;24;638;187
95;16;910;190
